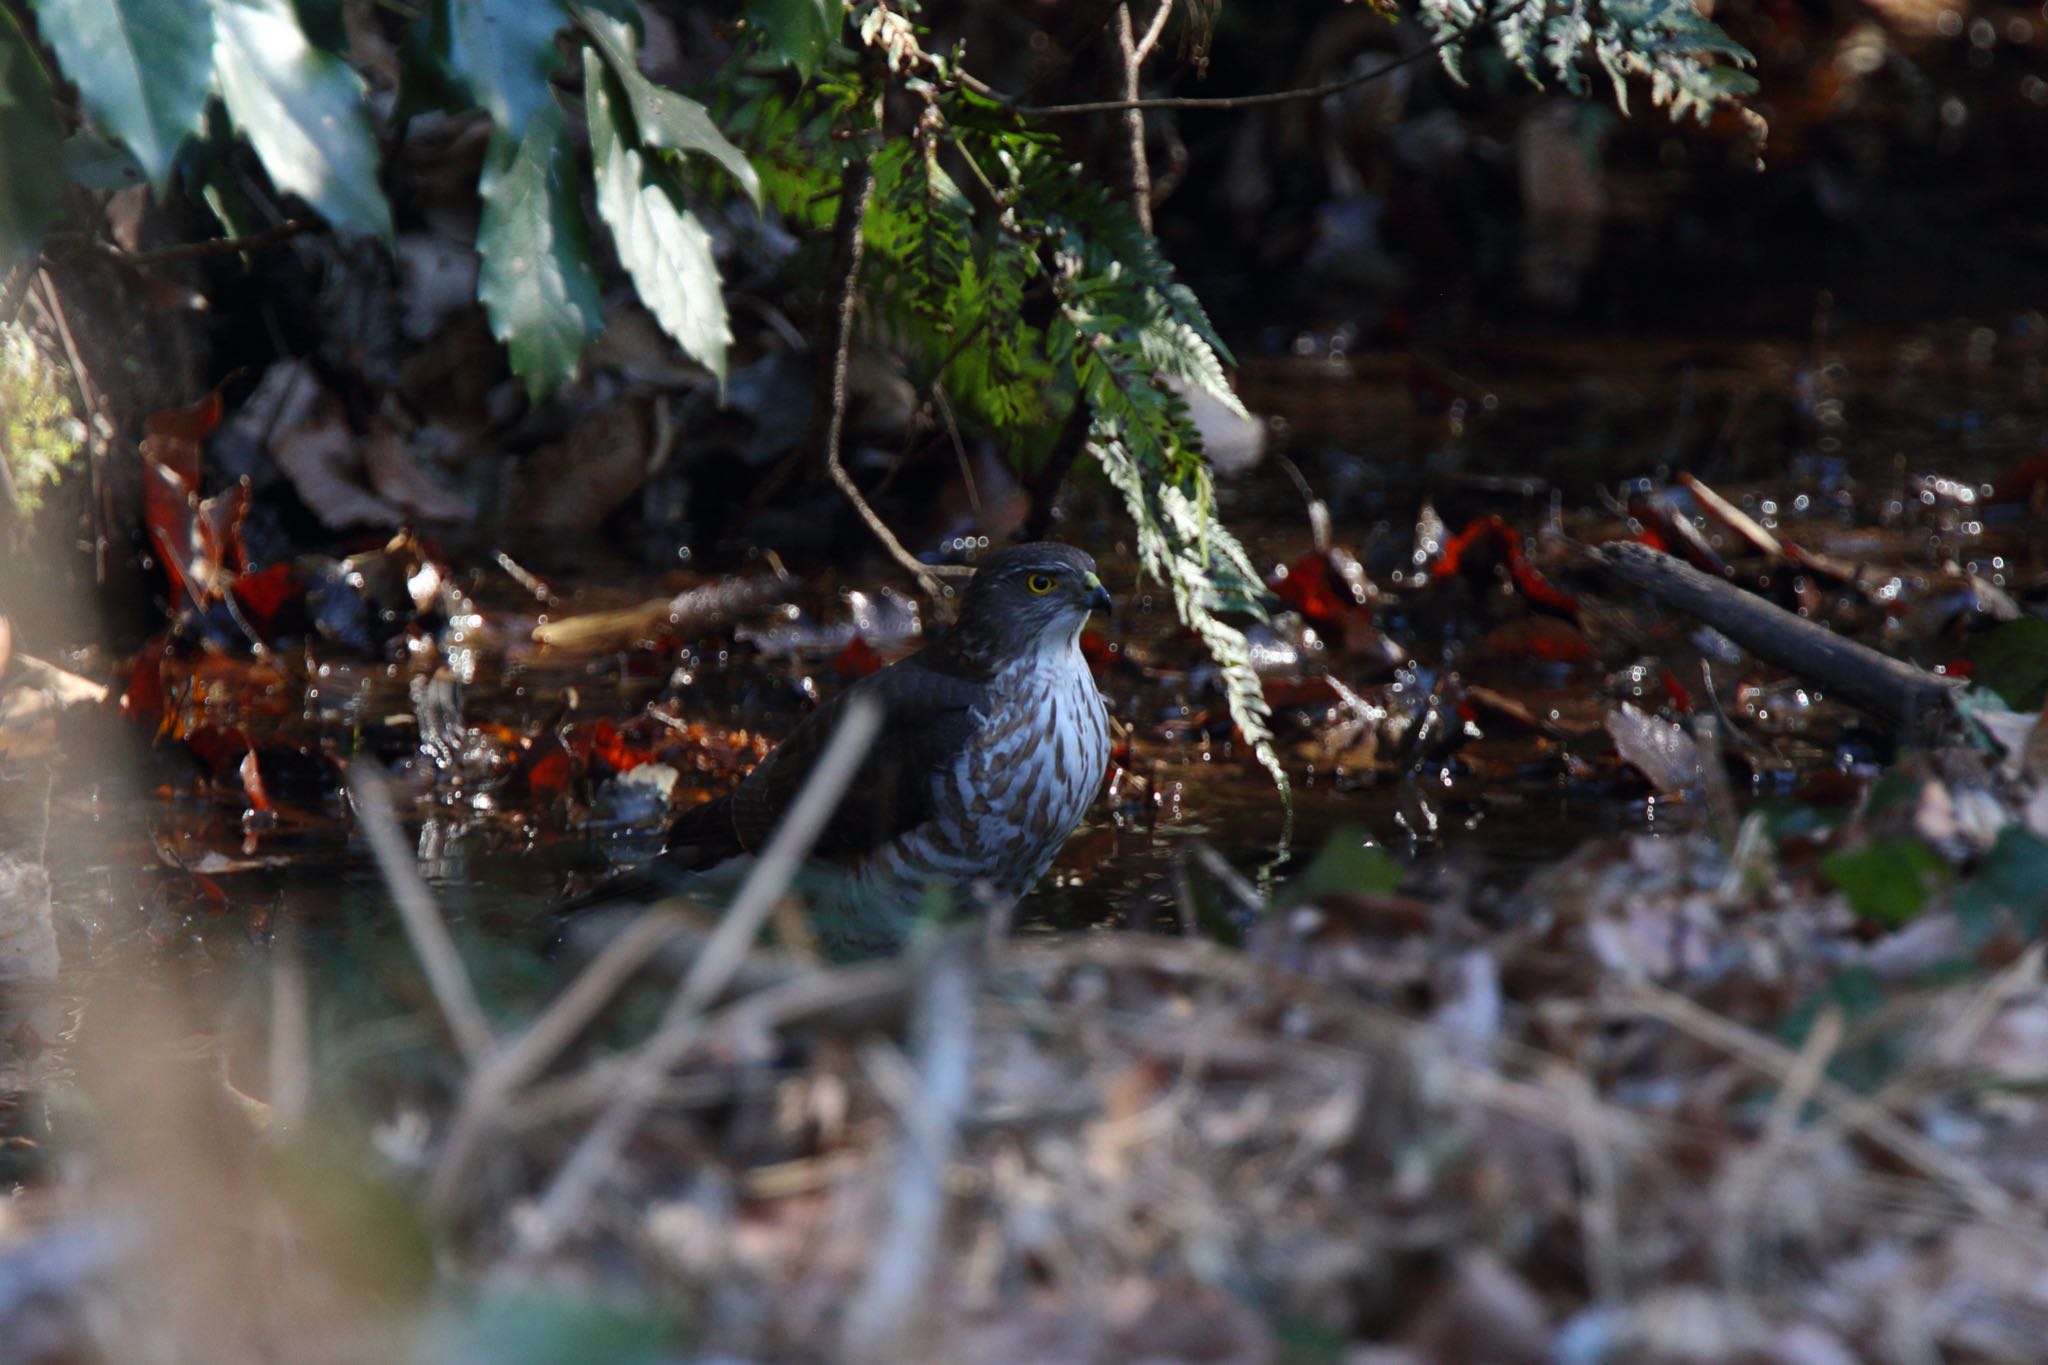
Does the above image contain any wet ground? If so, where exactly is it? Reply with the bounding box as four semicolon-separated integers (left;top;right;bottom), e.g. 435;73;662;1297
17;313;2048;1055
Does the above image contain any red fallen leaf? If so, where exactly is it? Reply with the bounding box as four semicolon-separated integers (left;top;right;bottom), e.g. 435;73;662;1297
1078;628;1117;673
1271;549;1378;634
1632;526;1670;553
230;562;301;633
1989;447;2048;507
1433;516;1581;617
239;748;272;813
832;636;884;678
523;740;574;801
581;717;654;775
1261;676;1342;710
146;384;229;447
1660;668;1694;714
1480;617;1595;664
119;636;172;733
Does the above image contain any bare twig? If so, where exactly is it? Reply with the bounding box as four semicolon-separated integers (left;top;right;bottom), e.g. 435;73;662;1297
1624;983;2014;1220
428;907;693;1208
1553;1063;1627;1303
959;15;1489;117
1717;1005;1840;1287
32;272;109;583
841;935;979;1361
350;767;495;1067
515;696;884;1249
1110;3;1162;231
94;219;315;267
819;158;959;600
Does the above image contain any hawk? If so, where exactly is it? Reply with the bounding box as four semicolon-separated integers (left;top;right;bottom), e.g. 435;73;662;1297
650;543;1113;953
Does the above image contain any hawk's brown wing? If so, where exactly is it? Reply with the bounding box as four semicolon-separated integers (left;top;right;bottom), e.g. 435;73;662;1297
663;651;984;869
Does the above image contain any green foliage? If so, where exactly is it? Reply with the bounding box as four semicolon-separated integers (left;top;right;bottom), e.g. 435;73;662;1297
476;103;605;402
576;4;762;209
1822;836;1951;927
212;0;393;240
1969;617;2048;712
1286;826;1404;902
1435;0;1757;125
0;321;86;516
751;0;840;79
420;1291;678;1365
29;0;212;188
1954;826;2048;940
0;27;65;268
435;0;567;131
586;49;732;385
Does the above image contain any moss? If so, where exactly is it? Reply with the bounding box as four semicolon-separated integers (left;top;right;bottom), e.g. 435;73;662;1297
0;321;86;519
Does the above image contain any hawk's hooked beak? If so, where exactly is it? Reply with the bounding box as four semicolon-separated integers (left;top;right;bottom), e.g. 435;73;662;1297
1083;573;1112;613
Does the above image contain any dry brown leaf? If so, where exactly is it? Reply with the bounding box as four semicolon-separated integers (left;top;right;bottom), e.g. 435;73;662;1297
362;422;472;523
1605;702;1703;795
510;398;655;531
0;653;110;759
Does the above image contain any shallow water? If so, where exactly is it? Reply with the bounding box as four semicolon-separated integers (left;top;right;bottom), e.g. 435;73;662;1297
14;316;2048;1094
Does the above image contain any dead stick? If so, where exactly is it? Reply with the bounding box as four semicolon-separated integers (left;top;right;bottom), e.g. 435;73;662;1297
820;158;955;600
1595;541;1963;734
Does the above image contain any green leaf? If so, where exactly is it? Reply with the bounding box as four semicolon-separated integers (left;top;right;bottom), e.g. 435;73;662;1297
421;1290;674;1365
30;0;213;188
62;129;147;189
212;0;392;240
750;0;836;79
1822;837;1951;927
1955;826;2048;939
442;0;568;131
0;34;66;266
477;101;603;402
585;51;729;383
1287;826;1402;902
1969;617;2048;712
574;3;761;208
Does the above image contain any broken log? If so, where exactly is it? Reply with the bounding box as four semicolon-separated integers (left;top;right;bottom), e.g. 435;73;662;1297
1595;541;1964;735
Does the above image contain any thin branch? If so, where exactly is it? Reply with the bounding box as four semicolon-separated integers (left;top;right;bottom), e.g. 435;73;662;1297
1110;4;1157;232
958;16;1487;117
820;157;964;597
93;219;316;268
1623;983;2015;1221
350;766;496;1068
427;907;693;1207
1131;0;1174;64
512;695;885;1249
32;273;109;583
840;935;979;1362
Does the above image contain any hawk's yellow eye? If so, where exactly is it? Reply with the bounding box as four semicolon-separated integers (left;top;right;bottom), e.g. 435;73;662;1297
1025;573;1057;595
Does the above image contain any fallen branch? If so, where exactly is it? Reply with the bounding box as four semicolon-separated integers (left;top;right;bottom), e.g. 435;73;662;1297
1595;541;1964;735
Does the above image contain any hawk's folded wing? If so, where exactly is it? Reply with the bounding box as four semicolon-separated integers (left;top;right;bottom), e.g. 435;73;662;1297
664;653;983;869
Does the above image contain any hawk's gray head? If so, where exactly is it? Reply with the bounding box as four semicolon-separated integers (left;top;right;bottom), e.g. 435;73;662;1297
951;542;1112;665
